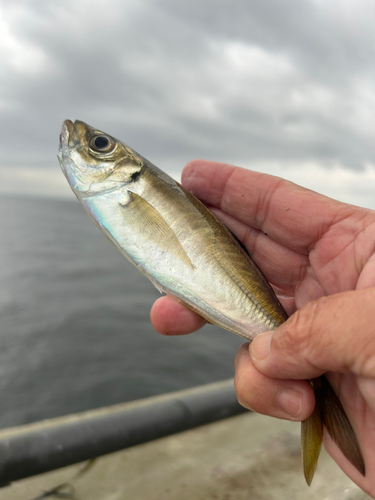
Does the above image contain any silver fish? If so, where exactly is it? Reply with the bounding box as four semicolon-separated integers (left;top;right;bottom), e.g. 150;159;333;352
58;120;364;485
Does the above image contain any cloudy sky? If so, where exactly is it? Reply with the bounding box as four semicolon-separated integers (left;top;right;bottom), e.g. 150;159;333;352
1;0;374;207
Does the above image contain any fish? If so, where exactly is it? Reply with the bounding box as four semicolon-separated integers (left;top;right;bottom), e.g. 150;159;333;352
58;119;365;485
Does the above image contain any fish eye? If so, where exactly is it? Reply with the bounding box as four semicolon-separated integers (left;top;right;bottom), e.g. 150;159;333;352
89;134;115;153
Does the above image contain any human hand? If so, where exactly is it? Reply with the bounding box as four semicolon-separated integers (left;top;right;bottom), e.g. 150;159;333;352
151;160;375;495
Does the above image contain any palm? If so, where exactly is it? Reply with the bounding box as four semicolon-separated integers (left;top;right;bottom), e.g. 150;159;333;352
178;161;375;493
189;167;375;311
151;161;375;493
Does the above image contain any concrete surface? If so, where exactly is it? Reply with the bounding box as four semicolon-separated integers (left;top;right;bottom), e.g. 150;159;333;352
0;410;370;500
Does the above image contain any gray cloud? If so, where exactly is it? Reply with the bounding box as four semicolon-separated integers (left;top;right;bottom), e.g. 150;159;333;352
0;0;374;177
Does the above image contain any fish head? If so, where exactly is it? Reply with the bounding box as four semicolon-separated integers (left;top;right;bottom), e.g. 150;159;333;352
58;120;144;197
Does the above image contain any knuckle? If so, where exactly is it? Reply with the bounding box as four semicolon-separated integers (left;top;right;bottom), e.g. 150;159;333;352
234;369;274;414
234;355;269;412
278;297;329;362
352;325;375;376
234;366;254;409
234;370;246;401
234;343;250;370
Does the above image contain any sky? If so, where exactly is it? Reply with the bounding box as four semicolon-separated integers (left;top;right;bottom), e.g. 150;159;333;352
1;0;375;207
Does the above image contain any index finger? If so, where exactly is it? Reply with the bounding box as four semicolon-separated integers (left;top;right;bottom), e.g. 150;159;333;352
181;160;349;253
150;295;207;335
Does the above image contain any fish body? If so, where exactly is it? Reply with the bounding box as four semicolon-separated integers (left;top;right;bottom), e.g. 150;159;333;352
58;120;286;341
58;120;364;485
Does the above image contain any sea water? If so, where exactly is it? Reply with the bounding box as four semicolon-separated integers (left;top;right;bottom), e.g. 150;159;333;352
0;194;243;429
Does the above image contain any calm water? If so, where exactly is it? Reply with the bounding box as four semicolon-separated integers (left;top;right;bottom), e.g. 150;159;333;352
0;194;243;429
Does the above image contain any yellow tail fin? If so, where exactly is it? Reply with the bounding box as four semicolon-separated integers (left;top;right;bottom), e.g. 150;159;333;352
301;376;365;485
301;381;323;485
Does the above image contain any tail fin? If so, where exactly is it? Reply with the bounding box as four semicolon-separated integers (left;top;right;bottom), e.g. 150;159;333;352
301;381;323;485
319;376;365;475
301;376;365;486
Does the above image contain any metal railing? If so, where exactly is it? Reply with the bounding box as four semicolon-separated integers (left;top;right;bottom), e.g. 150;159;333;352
0;379;248;486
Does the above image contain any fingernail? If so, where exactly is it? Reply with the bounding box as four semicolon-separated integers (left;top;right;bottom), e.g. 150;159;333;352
250;331;273;360
277;388;303;419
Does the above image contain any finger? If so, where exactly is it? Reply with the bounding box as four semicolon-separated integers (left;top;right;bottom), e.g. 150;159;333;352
249;288;375;380
357;376;375;411
182;160;355;253
234;344;314;421
150;295;206;335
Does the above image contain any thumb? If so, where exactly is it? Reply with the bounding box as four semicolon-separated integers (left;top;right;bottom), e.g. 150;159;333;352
249;288;375;380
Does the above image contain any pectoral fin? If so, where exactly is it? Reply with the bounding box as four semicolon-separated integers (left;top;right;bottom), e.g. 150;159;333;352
120;191;194;270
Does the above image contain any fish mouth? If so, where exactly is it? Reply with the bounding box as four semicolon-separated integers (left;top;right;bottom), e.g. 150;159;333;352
60;119;93;151
58;120;91;179
58;120;73;176
59;119;73;152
